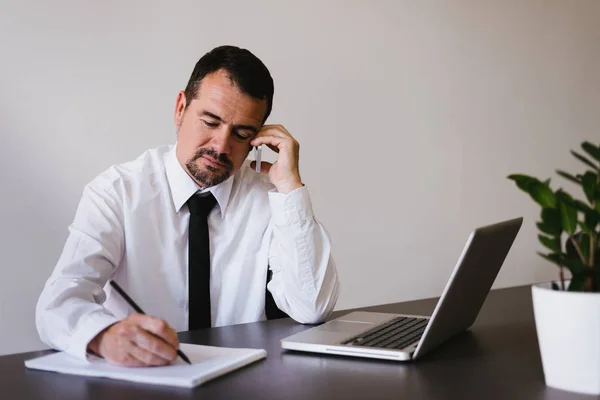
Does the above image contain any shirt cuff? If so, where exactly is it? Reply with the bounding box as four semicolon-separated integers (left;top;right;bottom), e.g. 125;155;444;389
66;310;119;362
268;185;314;226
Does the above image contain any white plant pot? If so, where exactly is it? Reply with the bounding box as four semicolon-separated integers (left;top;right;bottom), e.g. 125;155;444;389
532;281;600;395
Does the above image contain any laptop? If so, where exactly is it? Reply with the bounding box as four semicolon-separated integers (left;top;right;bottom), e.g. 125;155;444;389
280;217;523;361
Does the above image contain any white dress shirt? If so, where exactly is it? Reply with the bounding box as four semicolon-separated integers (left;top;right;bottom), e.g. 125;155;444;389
35;142;340;360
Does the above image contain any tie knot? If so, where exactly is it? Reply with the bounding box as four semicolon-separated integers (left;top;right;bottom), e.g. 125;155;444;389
187;193;217;216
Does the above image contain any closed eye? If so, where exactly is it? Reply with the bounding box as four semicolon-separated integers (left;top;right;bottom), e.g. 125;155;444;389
234;131;253;140
202;120;219;128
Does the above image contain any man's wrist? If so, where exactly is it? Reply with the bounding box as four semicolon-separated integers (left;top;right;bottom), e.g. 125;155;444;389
274;178;303;194
87;325;110;356
87;336;101;356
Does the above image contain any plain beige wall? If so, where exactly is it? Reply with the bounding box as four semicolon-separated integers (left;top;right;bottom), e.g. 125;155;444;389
1;0;599;356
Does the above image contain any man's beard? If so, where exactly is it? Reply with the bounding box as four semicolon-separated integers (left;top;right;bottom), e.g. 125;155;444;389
186;147;233;188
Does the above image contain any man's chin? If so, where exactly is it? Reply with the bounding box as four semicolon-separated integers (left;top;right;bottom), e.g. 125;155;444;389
187;162;232;188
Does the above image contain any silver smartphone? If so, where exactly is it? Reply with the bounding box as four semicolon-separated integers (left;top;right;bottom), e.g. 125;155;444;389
254;145;262;172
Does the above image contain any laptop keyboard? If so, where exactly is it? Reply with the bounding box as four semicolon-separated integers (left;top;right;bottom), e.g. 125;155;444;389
342;316;429;350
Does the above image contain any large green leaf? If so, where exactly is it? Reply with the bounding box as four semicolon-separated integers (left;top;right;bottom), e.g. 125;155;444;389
557;191;578;235
531;183;557;208
537;222;560;236
508;175;556;208
540;208;562;235
581;142;600;163
559;202;578;235
538;234;560;252
556;170;581;185
572;150;600;171
568;274;586;292
581;171;598;204
556;189;576;204
562;257;588;275
507;174;538;192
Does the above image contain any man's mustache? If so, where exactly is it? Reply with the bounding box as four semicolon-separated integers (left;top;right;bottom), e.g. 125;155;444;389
191;148;233;168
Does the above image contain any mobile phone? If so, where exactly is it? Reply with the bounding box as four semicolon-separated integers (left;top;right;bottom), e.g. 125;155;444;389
254;145;262;173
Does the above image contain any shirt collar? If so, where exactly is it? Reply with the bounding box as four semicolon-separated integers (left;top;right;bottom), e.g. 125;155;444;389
165;143;233;218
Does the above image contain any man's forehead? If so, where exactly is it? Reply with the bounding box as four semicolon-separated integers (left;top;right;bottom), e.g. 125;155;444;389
194;78;266;124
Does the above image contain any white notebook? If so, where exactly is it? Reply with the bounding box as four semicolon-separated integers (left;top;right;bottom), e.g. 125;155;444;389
24;343;266;388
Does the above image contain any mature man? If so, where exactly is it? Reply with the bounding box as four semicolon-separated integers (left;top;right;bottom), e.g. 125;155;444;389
36;45;339;367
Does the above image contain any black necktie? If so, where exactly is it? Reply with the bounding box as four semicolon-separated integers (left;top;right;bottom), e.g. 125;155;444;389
187;192;217;330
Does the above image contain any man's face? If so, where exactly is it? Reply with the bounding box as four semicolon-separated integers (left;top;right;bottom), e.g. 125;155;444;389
174;69;267;188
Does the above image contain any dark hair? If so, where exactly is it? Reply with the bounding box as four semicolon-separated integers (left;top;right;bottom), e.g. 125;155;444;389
183;45;274;123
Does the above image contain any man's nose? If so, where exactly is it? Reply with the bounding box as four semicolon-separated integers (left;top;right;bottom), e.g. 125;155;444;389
211;127;232;154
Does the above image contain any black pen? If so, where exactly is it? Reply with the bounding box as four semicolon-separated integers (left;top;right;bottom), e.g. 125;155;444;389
109;280;192;365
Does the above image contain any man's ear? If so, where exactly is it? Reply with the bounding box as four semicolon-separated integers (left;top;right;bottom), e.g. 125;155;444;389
174;91;187;127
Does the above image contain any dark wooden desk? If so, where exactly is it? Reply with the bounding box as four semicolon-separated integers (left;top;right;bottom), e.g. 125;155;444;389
2;285;595;399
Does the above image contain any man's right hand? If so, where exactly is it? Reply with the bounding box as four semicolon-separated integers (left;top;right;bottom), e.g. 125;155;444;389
87;313;179;367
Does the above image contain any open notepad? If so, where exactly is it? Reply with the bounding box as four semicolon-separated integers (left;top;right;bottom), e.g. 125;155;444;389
24;343;266;388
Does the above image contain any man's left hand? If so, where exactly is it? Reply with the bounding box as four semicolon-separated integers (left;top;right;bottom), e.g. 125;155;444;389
250;124;303;194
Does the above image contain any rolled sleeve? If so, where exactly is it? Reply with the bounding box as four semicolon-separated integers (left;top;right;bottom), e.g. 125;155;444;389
67;310;119;361
266;185;339;324
35;179;125;360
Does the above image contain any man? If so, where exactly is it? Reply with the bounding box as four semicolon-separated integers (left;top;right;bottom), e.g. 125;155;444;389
36;45;339;367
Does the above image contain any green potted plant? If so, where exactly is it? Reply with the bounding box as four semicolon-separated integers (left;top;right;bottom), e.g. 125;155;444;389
508;141;600;395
